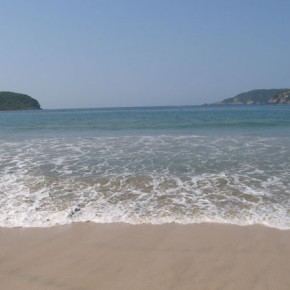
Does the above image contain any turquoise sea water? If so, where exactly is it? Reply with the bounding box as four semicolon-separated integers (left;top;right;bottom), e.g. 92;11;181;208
0;105;289;228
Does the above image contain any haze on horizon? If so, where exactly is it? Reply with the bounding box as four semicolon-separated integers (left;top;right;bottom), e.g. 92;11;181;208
0;0;289;109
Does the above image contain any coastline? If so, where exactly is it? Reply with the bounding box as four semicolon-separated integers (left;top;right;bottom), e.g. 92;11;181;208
0;222;290;290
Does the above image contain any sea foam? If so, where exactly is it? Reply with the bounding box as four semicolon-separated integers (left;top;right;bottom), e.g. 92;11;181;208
0;135;289;229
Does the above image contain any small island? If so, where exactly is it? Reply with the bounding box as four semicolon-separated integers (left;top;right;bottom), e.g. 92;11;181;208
218;89;290;105
0;91;41;111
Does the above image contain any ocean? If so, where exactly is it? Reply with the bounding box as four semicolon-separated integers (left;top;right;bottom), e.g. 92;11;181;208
0;105;289;229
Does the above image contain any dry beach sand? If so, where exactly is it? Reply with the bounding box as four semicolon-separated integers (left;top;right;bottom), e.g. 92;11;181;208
0;223;289;290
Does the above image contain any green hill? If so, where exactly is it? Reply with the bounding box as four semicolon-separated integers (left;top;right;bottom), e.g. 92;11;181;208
220;89;290;104
0;91;41;110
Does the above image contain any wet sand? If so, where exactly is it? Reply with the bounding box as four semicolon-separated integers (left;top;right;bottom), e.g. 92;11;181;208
0;223;289;290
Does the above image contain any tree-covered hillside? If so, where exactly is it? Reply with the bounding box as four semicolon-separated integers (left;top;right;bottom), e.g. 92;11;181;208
0;92;41;110
220;89;290;104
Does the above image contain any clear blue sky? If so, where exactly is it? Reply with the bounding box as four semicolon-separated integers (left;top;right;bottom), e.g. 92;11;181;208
0;0;289;109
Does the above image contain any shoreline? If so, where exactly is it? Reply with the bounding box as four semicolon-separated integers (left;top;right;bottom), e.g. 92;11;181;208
2;221;290;231
1;222;290;290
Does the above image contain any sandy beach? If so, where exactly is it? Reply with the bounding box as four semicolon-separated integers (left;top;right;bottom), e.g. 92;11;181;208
0;223;289;290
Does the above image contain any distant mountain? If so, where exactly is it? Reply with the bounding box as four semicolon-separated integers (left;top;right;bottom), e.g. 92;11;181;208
0;91;41;110
219;89;290;105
